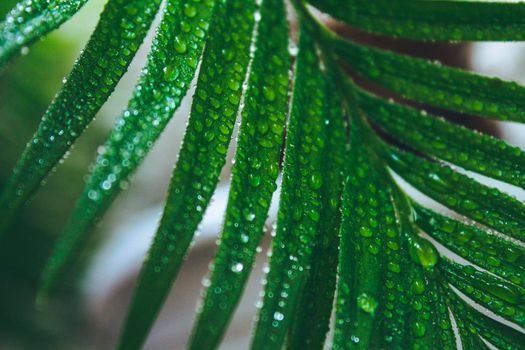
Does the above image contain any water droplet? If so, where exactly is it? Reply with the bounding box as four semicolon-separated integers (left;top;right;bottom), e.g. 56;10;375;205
357;293;378;314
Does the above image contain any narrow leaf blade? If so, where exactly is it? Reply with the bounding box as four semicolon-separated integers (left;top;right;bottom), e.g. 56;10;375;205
118;1;257;348
359;91;525;189
387;148;525;242
416;205;525;288
188;0;291;348
335;39;525;122
441;259;525;327
310;0;525;41
251;30;329;349
287;70;346;350
334;128;386;350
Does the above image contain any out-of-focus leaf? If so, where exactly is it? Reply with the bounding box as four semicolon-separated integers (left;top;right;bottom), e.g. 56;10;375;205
0;0;88;66
0;0;162;233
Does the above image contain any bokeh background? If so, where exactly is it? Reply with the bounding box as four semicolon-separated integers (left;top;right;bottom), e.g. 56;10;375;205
2;1;525;349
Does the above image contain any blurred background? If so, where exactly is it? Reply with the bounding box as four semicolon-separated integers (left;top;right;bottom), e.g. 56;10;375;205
2;1;525;349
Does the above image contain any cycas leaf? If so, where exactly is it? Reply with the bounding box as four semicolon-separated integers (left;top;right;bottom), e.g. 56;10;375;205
334;126;391;349
335;38;525;122
416;205;525;288
387;147;525;242
38;0;216;300
310;0;525;41
454;313;491;350
360;91;525;189
406;268;446;349
440;259;525;327
188;0;291;348
444;284;525;349
287;72;345;350
0;0;88;67
0;0;162;233
2;0;525;348
250;30;332;349
118;1;257;348
333;125;443;349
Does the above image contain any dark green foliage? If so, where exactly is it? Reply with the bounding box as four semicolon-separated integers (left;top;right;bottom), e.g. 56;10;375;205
189;0;291;347
250;30;340;349
287;69;345;350
39;0;215;303
335;38;525;122
310;0;525;41
1;0;525;349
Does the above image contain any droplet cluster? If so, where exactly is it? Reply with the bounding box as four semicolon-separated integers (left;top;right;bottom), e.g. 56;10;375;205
336;38;525;122
39;0;214;317
360;91;525;189
0;0;162;232
311;0;525;41
189;0;291;348
251;31;335;349
0;0;89;66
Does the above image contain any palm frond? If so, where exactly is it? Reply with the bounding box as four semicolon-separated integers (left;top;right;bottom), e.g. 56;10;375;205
1;0;525;349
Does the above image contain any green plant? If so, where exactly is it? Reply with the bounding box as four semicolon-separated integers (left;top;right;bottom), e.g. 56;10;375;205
1;0;525;349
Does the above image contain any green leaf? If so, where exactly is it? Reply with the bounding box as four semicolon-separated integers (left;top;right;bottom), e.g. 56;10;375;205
287;69;346;350
188;0;291;348
250;30;330;350
386;147;525;242
335;38;525;122
3;0;525;348
334;127;386;350
415;205;525;288
444;285;525;350
310;0;525;41
445;287;491;350
406;268;443;349
373;186;412;349
117;1;256;348
38;0;215;301
0;0;88;67
441;259;525;327
0;0;162;233
359;90;525;189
